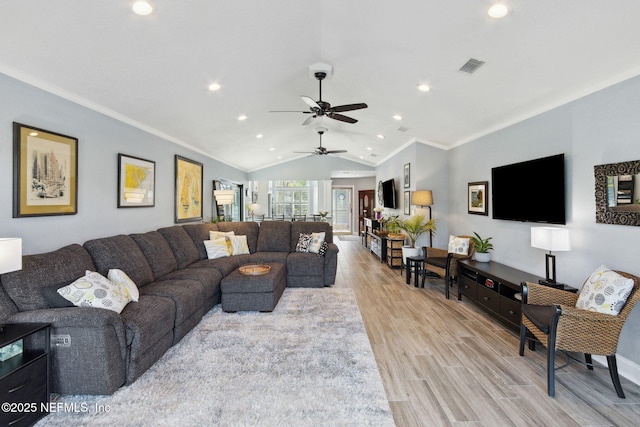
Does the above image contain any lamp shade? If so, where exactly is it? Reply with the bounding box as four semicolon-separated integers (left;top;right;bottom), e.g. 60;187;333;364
531;227;571;251
0;238;22;274
214;190;235;205
411;190;433;207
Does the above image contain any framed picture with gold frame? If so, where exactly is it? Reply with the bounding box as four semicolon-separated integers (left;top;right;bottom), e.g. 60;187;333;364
13;122;78;217
175;155;203;223
118;154;156;208
468;181;489;215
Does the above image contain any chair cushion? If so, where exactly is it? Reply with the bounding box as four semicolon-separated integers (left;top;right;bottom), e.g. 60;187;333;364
522;304;557;334
426;257;448;269
448;235;470;255
576;265;634;316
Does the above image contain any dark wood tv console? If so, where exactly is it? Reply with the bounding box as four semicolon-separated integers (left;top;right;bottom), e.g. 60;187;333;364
458;260;577;329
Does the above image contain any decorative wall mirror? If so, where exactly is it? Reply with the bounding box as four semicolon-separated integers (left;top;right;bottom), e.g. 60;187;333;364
594;160;640;226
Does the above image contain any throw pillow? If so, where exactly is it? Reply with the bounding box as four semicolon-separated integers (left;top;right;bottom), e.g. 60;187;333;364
209;230;235;240
576;265;635;316
296;233;313;252
448;235;470;255
308;232;326;254
227;235;250;255
57;271;132;313
108;269;140;302
316;241;329;257
41;283;75;308
204;238;232;259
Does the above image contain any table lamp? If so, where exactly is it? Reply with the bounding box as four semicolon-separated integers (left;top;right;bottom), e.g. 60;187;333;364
530;227;571;286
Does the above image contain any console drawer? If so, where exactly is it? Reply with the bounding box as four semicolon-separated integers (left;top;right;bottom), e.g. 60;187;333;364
459;276;477;299
477;286;499;313
500;297;522;326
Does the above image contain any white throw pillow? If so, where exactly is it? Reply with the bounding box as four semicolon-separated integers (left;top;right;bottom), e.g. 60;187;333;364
204;238;231;259
108;269;139;302
448;235;470;255
57;271;132;313
209;230;234;240
308;232;326;254
576;265;635;316
227;235;250;255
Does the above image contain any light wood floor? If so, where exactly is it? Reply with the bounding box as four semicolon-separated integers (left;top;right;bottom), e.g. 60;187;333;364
332;237;640;427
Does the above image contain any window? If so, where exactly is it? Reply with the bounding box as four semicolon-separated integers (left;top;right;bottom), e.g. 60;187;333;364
271;180;309;217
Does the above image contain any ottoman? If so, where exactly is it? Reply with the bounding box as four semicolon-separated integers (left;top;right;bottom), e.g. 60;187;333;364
221;262;286;312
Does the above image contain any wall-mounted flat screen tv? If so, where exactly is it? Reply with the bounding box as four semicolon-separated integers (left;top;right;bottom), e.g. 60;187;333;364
382;179;397;209
491;153;566;224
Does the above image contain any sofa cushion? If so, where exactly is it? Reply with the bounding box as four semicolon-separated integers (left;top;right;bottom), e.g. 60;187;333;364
182;223;219;260
204;238;231;259
157;267;222;309
287;252;325;277
190;257;241;277
157;226;201;269
296;233;313;252
216;221;260;253
257;221;291;252
290;221;333;252
108;269;140;302
130;231;178;279
84;235;155;287
308;232;326;254
576;265;634;315
41;283;75;308
2;244;96;311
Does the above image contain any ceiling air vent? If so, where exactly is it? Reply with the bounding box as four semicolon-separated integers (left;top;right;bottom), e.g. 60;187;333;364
459;58;485;74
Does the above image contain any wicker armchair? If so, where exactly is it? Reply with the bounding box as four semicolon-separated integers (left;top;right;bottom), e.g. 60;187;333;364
422;235;475;299
519;272;640;397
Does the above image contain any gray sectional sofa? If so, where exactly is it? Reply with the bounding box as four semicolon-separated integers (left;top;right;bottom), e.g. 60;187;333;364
0;220;337;395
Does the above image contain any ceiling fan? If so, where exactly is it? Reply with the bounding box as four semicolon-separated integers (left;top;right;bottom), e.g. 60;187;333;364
271;71;368;126
294;127;347;156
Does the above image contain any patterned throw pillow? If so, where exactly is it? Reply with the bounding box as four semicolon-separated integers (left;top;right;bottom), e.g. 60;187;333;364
576;265;635;316
57;271;132;313
308;232;326;254
316;241;329;257
296;233;313;252
448;235;470;255
204;238;232;259
227;235;250;255
209;230;234;240
108;269;139;302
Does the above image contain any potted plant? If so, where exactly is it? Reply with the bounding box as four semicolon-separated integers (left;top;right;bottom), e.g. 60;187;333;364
383;214;401;237
398;214;437;263
471;232;493;262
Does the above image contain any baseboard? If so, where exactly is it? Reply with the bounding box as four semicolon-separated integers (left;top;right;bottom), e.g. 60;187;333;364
592;354;640;386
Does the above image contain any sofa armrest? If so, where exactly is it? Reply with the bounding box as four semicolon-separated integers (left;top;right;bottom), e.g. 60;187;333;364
8;307;128;394
324;243;339;286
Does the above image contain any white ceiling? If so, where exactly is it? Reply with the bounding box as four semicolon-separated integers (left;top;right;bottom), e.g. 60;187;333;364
2;1;640;172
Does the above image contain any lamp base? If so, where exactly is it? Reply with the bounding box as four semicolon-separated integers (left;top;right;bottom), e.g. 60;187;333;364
538;279;566;289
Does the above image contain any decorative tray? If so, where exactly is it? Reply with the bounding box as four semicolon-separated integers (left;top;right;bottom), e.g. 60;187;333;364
239;264;271;276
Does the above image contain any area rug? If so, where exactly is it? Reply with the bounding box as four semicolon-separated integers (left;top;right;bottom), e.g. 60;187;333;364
36;288;394;427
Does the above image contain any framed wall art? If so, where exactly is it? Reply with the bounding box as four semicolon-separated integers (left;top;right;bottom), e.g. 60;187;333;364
13;122;78;217
468;181;488;216
118;154;156;208
404;163;410;188
175;155;203;223
404;191;410;215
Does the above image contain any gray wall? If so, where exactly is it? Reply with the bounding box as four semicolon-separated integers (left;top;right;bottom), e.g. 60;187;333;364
0;73;246;254
248;155;374;181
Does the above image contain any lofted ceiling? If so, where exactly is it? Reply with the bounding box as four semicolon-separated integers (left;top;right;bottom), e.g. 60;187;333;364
2;1;640;173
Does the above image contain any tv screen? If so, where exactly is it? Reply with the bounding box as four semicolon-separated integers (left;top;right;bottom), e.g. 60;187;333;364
491;154;566;224
382;179;397;208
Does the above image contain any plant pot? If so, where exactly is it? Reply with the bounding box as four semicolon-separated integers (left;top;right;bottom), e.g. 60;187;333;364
475;252;491;263
402;246;420;264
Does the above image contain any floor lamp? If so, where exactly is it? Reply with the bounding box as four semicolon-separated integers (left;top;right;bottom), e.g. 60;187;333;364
411;190;433;247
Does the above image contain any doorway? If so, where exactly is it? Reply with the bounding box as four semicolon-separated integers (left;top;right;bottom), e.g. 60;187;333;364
332;187;352;234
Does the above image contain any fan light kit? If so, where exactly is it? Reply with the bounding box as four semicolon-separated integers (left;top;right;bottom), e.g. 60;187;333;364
293;127;347;156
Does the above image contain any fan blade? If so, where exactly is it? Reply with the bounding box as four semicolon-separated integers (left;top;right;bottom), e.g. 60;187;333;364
269;110;313;113
301;96;320;109
301;115;317;126
331;103;368;113
325;150;348;154
293;151;316;154
329;113;358;124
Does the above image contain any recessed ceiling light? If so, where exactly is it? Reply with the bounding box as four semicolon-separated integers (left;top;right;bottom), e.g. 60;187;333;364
418;84;431;92
359;156;364;159
237;115;247;121
393;115;402;121
208;83;221;91
376;134;385;139
277;156;283;160
366;147;373;151
269;147;275;151
488;4;509;18
132;1;153;16
256;134;264;139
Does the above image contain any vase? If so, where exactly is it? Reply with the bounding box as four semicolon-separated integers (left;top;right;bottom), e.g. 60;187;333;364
401;246;420;264
475;252;491;262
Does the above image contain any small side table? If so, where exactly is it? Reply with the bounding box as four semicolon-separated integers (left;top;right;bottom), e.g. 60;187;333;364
405;256;425;287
